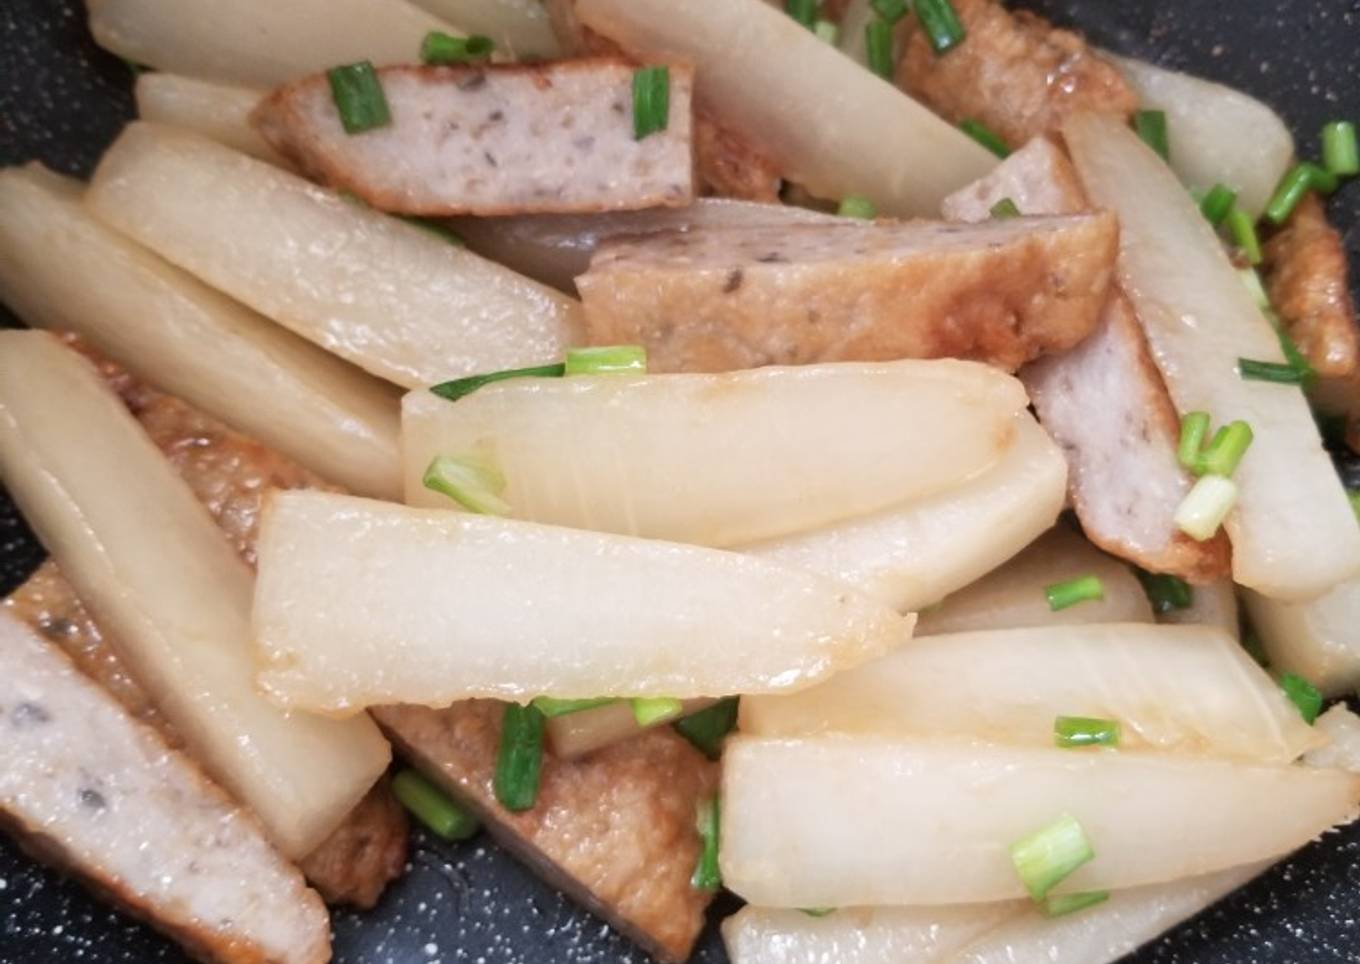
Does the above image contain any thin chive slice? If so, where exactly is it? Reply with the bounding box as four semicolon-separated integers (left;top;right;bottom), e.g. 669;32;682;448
392;768;480;840
1133;110;1169;161
691;796;722;890
423;453;510;515
1238;267;1271;309
494;703;545;811
915;0;966;54
673;698;739;760
871;0;910;23
1264;163;1339;225
1238;358;1306;385
990;197;1021;219
1174;474;1238;542
1273;325;1317;388
1198;183;1237;226
420;31;495;65
1009;814;1094;901
1177;411;1211;472
865;20;895;79
1042;890;1110;918
632;66;670;140
1044;575;1104;611
785;0;817;28
960;118;1010;158
1280;672;1322;725
1322;120;1360;176
632;697;685;727
1199;420;1254;477
531;696;618;718
1226;208;1262;265
800;907;837;917
1054;715;1121;748
327;61;391;135
1135;570;1194;614
1349;488;1360;524
814;19;840;44
430;363;565;402
564;345;647;375
838;195;878;219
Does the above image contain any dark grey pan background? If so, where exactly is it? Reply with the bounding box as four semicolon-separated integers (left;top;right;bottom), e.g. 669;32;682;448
1;0;1359;960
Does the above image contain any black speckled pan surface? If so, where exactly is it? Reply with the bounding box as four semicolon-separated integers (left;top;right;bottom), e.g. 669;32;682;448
2;0;1359;961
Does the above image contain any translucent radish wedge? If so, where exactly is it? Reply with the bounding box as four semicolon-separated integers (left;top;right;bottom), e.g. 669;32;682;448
252;491;914;714
739;624;1319;763
402;360;1026;547
1306;706;1360;772
546;698;717;759
1064;111;1360;601
719;735;1359;907
134;74;275;162
1243;577;1360;697
407;0;562;58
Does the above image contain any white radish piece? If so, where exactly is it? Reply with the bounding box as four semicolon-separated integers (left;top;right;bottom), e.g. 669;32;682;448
738;623;1319;763
0;164;402;500
1242;577;1360;697
1305;706;1360;773
719;735;1359;907
406;0;562;57
915;526;1153;636
1160;578;1239;638
743;413;1066;611
134;74;275;162
252;491;914;713
1064;111;1360;601
88;0;455;88
546;698;717;759
575;0;995;216
1106;55;1294;219
402;360;1026;546
86;123;585;389
0;332;391;858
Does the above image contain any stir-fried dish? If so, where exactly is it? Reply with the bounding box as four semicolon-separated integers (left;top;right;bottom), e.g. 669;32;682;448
1;0;1359;962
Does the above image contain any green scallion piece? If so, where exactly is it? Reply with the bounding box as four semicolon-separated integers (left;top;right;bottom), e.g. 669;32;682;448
960;118;1010;158
1009;813;1095;901
1133;110;1169;161
1174;474;1238;542
430;363;565;402
1042;890;1110;918
531;696;618;718
691;796;722;890
1264;162;1339;225
423;453;510;515
494;702;546;811
327;61;391;135
1054;715;1121;748
1198;183;1237;226
1237;357;1307;385
990;197;1021;219
564;345;647;375
1226;208;1262;265
399;215;465;245
1134;570;1193;615
1199;420;1254;477
420;31;495;65
785;0;817;28
1322;120;1359;177
673;698;739;760
1349;489;1360;524
814;19;840;44
632;66;670;140
1239;267;1270;309
838;195;878;219
392;768;480;840
1045;575;1104;612
632;697;685;727
1267;319;1317;389
871;0;910;23
915;0;966;54
1280;672;1322;725
800;907;837;917
865;20;895;79
1177;411;1211;472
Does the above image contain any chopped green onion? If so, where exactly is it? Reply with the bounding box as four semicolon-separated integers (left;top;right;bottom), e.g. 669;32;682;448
1135;570;1193;614
399;216;464;245
429;363;565;402
915;0;966;54
1009;813;1095;901
865;20;895;79
1199;420;1254;477
1322;121;1359;177
1280;672;1322;725
785;0;817;28
692;796;722;890
423;453;510;515
1264;162;1339;225
1177;411;1211;472
494;702;546;811
327;61;392;135
420;31;495;65
393;768;480;840
960;118;1010;158
1045;575;1104;612
838;195;878;219
814;19;840;44
1174;474;1238;542
1272;325;1317;388
871;0;909;23
1054;715;1121;748
1238;267;1270;309
989;197;1021;219
632;697;685;727
1237;357;1307;385
632;66;670;140
531;696;618;718
564;345;647;375
673;698;739;760
1198;183;1237;226
800;907;837;917
1349;489;1360;524
1042;890;1110;918
1133;110;1169;161
1226;208;1262;265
